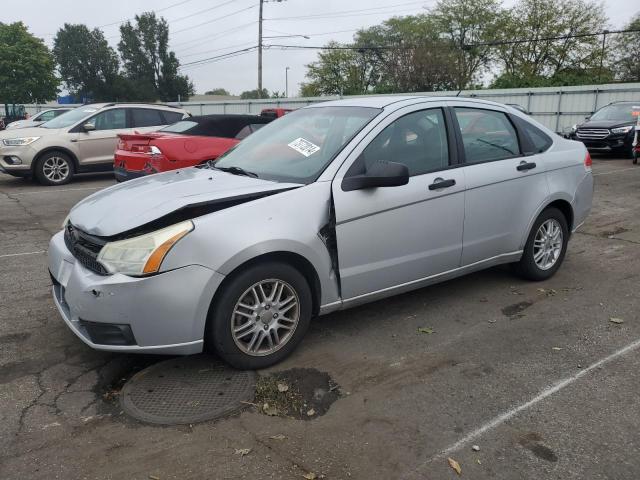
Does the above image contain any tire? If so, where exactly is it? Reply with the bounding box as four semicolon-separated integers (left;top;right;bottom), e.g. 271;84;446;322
513;207;569;281
207;261;312;369
35;151;74;186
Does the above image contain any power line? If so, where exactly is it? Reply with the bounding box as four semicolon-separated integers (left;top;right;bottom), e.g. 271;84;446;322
179;41;258;59
172;4;258;34
464;27;640;48
171;21;257;50
265;44;412;50
264;27;361;37
265;1;427;21
179;46;259;68
97;0;197;28
165;0;237;24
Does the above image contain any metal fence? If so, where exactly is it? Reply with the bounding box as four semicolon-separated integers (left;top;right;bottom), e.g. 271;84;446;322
22;82;640;133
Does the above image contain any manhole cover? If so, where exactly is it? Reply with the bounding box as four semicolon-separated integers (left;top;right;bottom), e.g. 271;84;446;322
120;355;256;425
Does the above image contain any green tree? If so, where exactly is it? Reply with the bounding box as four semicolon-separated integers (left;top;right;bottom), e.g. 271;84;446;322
0;22;58;103
118;12;194;101
239;88;270;99
611;14;640;82
431;0;501;89
491;0;609;86
204;88;230;95
302;42;365;96
53;24;120;101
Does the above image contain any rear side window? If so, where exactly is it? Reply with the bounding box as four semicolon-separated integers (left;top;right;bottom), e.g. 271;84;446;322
131;109;165;128
511;115;553;154
454;108;520;163
162;111;185;124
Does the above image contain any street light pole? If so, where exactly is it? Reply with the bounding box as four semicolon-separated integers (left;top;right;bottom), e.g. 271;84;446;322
285;66;290;98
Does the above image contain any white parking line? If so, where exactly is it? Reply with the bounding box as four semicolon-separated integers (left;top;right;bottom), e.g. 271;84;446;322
0;250;46;259
10;186;105;195
594;166;640;176
413;336;640;472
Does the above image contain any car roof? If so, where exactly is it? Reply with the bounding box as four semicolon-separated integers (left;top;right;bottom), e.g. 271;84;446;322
84;102;187;111
163;114;272;138
305;95;510;110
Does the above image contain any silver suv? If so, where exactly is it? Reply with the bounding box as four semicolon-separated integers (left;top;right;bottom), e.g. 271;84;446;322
0;103;189;185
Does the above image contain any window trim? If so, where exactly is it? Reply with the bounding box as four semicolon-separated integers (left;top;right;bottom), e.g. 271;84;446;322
449;106;526;166
341;106;456;187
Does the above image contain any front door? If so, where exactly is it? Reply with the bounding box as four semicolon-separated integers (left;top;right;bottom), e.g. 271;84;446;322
75;108;131;166
332;106;466;300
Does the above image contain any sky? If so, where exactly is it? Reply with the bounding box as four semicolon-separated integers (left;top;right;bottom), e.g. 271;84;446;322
3;0;638;97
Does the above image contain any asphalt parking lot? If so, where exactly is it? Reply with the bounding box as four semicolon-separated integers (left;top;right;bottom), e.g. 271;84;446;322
1;157;639;480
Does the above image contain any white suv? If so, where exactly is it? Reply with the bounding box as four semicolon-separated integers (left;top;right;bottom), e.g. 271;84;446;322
0;103;189;185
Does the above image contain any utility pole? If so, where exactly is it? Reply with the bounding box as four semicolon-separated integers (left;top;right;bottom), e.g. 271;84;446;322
258;0;264;99
598;30;609;84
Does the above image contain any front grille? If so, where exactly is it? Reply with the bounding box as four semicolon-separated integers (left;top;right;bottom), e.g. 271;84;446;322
64;223;109;275
576;129;610;140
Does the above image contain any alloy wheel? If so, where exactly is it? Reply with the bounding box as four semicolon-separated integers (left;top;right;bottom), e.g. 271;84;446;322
42;156;70;183
230;279;300;356
533;218;563;270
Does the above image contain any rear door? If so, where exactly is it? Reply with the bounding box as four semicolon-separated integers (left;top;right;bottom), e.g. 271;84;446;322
332;104;466;300
131;108;170;133
447;102;550;265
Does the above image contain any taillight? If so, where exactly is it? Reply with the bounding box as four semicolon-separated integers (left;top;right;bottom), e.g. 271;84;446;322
584;151;592;171
131;144;151;153
117;139;126;150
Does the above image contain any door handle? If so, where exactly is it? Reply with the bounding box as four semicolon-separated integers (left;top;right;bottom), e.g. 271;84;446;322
428;178;456;190
517;161;536;171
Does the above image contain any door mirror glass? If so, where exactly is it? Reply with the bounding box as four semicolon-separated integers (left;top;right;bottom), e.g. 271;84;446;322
82;123;96;132
342;161;409;191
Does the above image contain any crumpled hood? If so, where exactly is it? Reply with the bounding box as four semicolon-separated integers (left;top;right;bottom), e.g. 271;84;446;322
69;167;302;237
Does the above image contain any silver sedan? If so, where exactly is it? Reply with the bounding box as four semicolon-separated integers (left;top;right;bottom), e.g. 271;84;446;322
49;96;593;369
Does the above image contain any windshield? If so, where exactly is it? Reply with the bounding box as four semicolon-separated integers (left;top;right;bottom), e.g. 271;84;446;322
590;104;636;122
214;106;380;183
41;106;99;129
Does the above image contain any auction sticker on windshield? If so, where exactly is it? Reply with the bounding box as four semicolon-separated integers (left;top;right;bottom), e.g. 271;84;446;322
288;137;320;157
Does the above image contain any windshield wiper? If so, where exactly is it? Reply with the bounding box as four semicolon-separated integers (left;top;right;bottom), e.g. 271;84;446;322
215;165;259;178
476;138;516;155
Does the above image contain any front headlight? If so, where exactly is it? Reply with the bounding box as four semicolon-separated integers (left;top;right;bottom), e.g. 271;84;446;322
61;212;71;228
97;220;194;276
571;124;577;132
2;137;40;146
611;125;633;135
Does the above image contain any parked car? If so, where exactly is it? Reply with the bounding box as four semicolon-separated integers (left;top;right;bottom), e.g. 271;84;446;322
569;101;640;157
0;103;189;185
5;108;72;130
50;97;593;369
113;114;273;182
260;108;292;119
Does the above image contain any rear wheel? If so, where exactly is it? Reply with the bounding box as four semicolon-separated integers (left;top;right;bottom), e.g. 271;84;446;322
35;151;74;185
513;207;569;281
207;262;312;369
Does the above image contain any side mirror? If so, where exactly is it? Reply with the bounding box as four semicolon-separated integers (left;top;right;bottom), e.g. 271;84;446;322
82;123;96;132
342;161;409;192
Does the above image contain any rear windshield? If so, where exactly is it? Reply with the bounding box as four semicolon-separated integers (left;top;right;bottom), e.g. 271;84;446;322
160;116;269;138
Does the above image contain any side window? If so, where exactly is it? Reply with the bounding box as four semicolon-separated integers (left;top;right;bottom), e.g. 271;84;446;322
250;123;267;133
38;111;56;121
235;125;252;140
454;108;520;163
512;116;553;154
132;109;165;128
91;109;127;130
355;108;449;177
162;111;185;124
52;110;67;118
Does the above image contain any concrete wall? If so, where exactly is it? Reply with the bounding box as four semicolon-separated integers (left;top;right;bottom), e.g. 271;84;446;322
21;82;640;133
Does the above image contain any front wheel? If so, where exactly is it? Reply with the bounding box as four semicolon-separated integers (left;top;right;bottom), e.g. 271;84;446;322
35;151;74;185
513;207;569;281
207;262;312;369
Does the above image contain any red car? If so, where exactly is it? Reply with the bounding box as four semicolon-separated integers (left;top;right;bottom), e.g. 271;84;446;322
114;114;273;181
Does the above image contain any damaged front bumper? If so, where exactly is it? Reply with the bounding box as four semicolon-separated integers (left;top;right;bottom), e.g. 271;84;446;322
48;230;225;355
